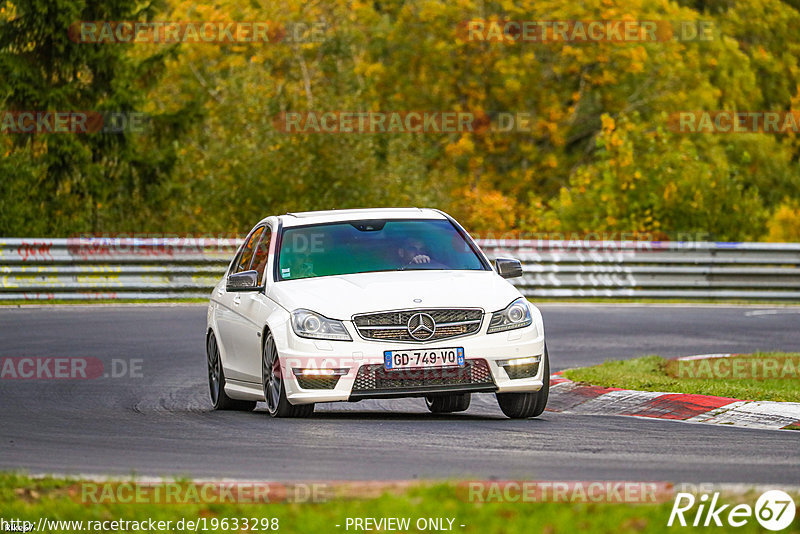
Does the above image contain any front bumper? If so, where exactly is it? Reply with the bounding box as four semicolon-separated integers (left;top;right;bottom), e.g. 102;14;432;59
279;316;546;405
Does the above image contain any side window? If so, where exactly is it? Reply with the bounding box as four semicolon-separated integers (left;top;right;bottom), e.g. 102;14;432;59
233;227;265;274
252;227;272;285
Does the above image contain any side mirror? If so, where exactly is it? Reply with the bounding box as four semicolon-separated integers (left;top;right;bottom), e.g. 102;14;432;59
495;258;523;279
227;270;259;292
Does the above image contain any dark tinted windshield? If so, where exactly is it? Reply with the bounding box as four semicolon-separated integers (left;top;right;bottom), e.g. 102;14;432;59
277;219;487;280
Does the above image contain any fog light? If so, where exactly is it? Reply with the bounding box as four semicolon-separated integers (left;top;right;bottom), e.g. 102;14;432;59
292;368;349;376
496;356;541;380
292;368;349;390
497;356;540;367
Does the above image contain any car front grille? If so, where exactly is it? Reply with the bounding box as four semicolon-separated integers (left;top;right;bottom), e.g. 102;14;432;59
351;359;494;392
352;308;483;342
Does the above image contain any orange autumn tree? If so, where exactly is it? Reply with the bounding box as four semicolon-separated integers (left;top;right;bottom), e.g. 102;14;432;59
115;0;800;238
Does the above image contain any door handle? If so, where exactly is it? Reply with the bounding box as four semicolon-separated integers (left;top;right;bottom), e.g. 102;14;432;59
233;295;241;306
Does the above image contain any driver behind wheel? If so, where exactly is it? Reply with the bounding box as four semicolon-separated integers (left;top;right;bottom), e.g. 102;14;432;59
397;237;431;265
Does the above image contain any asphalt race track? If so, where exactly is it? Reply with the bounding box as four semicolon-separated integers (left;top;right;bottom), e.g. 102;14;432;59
1;304;799;483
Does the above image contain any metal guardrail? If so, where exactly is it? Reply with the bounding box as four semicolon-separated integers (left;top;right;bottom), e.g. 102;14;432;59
0;238;237;301
1;238;799;300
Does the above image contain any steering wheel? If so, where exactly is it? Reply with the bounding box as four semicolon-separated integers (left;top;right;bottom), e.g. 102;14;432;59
404;259;449;269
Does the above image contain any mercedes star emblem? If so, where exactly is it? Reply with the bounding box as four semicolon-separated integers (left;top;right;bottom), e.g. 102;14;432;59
407;312;436;341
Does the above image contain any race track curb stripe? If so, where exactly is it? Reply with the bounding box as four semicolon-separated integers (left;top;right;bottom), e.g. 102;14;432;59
547;354;800;431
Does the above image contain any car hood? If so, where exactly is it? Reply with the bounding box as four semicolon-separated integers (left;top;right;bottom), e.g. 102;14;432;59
268;270;522;319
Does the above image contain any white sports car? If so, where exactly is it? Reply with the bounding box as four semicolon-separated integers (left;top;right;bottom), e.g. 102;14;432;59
206;208;549;418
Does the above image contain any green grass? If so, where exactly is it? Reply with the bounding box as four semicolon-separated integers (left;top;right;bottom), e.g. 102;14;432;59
1;474;797;534
563;353;800;402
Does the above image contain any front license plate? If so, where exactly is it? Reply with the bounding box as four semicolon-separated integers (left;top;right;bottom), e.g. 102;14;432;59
384;347;465;370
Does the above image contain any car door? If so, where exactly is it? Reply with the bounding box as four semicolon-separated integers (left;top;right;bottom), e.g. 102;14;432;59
230;225;280;383
214;225;264;382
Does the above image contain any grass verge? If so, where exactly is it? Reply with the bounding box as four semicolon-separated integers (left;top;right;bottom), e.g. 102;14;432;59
2;474;797;534
563;353;800;402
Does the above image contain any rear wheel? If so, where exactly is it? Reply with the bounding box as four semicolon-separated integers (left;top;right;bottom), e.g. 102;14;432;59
207;333;257;411
496;346;550;419
262;331;314;418
425;393;471;413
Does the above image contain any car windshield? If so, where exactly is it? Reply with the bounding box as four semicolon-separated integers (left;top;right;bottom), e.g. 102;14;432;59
277;219;487;280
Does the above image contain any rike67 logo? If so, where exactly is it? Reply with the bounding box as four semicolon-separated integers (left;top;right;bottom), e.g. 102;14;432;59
668;490;796;530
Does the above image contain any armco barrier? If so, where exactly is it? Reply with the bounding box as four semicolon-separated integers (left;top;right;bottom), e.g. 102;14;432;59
1;238;799;300
0;237;237;301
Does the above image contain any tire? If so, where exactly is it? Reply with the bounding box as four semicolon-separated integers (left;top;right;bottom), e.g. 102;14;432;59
496;346;550;419
425;393;471;413
262;331;314;418
207;332;257;411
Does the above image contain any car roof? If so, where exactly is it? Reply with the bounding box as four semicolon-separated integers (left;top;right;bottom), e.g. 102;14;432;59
274;208;448;228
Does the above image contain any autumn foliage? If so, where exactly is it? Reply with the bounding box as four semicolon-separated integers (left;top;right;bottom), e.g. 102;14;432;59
2;0;799;241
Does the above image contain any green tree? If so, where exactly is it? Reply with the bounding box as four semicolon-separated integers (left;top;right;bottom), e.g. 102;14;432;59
551;113;785;241
0;0;193;235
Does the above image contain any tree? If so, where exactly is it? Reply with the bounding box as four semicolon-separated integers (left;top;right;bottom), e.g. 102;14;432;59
0;0;193;235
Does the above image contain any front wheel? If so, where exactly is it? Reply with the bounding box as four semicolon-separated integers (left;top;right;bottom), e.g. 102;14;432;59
262;331;314;418
496;346;550;419
207;333;256;411
425;393;471;413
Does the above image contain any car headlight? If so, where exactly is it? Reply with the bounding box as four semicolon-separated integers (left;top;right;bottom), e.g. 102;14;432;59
487;297;533;334
290;309;352;341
